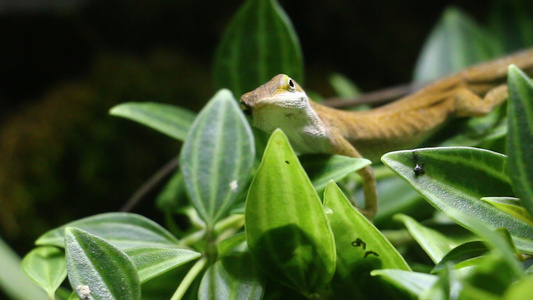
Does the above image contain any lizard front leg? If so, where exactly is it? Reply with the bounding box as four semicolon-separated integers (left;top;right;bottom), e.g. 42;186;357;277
332;135;378;220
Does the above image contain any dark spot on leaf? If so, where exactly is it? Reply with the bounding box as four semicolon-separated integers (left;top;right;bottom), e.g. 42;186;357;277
412;151;419;163
351;238;366;250
364;251;379;258
285;160;290;164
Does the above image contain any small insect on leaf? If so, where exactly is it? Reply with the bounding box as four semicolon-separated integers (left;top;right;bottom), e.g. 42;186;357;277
414;164;425;176
412;151;425;176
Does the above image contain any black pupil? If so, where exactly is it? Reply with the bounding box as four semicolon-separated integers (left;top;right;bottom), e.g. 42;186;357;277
289;79;294;88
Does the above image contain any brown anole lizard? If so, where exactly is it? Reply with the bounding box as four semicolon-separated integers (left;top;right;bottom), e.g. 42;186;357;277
239;48;533;219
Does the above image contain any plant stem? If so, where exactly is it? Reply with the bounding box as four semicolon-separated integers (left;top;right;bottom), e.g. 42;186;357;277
181;214;244;246
204;226;218;264
170;257;208;300
119;156;179;212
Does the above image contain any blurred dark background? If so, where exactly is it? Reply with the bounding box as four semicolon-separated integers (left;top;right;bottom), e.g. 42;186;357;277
0;0;496;260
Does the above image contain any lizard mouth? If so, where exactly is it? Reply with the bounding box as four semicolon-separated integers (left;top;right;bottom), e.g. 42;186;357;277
239;99;253;117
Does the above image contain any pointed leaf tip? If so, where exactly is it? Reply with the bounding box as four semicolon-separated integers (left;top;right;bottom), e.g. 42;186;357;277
180;89;255;225
245;129;336;295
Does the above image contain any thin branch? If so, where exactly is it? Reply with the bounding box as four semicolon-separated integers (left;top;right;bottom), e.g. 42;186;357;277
170;257;208;300
119;156;179;212
322;81;427;109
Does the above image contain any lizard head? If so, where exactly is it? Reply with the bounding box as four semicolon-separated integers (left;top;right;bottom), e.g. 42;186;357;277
240;74;330;154
239;74;313;132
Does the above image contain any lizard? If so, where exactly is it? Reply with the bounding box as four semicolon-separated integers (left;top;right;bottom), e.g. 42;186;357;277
239;48;533;219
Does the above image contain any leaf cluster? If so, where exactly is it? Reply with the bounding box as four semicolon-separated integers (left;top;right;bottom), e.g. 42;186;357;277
17;0;533;299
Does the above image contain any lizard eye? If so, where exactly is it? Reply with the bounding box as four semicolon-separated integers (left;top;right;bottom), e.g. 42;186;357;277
288;78;295;91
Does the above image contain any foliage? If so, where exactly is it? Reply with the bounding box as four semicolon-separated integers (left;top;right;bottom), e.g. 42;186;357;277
14;0;533;299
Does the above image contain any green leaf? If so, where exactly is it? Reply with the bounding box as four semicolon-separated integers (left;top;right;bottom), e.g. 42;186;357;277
434;205;524;279
323;182;410;298
432;241;488;273
507;65;533;218
419;264;454;300
413;6;502;82
156;171;189;212
374;176;430;226
199;245;264;300
482;197;533;227
65;227;141;300
503;274;533;300
124;247;201;283
394;214;457;264
109;102;195;141
299;154;371;192
329;73;361;98
245;129;336;296
324;182;410;272
439;105;508;147
0;238;47;300
461;252;519;296
36;213;180;249
371;270;438;296
22;246;67;298
213;0;303;97
382;147;533;254
179;89;255;225
218;233;246;258
458;283;501;300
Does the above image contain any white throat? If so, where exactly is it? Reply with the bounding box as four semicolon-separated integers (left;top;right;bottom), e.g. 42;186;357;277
252;94;330;154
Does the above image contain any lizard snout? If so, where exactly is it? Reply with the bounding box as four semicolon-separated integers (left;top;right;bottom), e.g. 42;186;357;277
239;93;254;117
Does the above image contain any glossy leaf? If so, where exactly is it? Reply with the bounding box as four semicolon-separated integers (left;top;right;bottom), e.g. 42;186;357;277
22;246;67;298
507;65;533;217
436;205;524;279
374;176;430;226
324;182;410;272
419;264;454;300
36;213;180;249
217;233;246;258
323;182;410;298
245;129;336;296
461;252;519;296
395;214;457;264
432;241;488;273
371;270;438;296
65;227;140;300
482;197;533;226
414;7;501;82
199;244;264;300
459;283;502;300
299;154;371;192
213;0;303;97
179;89;255;225
382;147;533;254
124;247;201;283
109;102;195;141
503;274;533;300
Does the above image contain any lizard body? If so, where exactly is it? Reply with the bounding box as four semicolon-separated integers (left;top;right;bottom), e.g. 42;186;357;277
240;48;533;218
